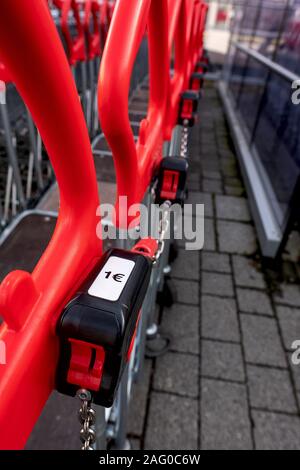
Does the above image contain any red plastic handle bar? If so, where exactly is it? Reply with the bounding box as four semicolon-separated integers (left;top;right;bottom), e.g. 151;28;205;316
164;0;188;140
100;0;109;44
107;0;116;25
0;0;100;449
188;1;208;78
81;0;100;60
98;0;169;228
167;0;208;131
197;3;209;62
86;0;101;59
53;0;86;65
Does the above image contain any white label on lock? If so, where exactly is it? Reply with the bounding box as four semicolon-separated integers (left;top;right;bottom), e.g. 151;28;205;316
88;256;135;302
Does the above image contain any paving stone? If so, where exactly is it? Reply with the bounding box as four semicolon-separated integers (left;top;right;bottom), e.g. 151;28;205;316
273;284;300;308
202;340;245;382
282;260;298;283
175;212;205;251
130;439;141;450
202;272;234;297
26;392;80;450
201;162;220;174
221;160;238;177
290;362;300;390
253;411;300;450
187;173;200;183
203;179;223;194
203;218;216;251
201;379;252;450
187;179;201;191
217;220;257;255
202;170;221;180
282;230;300;263
153;352;198;398
186;191;213;218
145;392;198;450
241;314;286;367
201;252;231;273
248;365;297;413
161;304;199;354
200;148;219;160
225;185;245;197
224;176;243;188
237;288;273;316
216;195;251;222
201;295;240;342
232;255;266;289
177;215;214;252
277;305;300;351
173;279;199;305
171;249;200;281
128;359;152;436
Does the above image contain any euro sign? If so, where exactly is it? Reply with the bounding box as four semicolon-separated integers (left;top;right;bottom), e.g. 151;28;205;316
113;273;125;283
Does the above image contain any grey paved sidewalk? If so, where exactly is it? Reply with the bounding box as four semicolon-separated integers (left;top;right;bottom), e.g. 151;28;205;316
128;82;300;450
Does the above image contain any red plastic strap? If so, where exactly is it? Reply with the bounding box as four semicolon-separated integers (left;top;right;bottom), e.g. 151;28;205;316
67;338;105;391
181;99;194;120
131;237;158;259
161;170;179;200
191;75;202;91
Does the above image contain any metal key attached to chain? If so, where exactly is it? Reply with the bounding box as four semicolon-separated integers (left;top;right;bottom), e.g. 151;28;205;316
77;389;96;450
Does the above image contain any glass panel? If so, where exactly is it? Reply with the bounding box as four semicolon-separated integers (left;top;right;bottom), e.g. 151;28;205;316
236;0;261;48
228;48;249;101
251;72;300;226
274;0;300;75
250;0;289;58
237;56;269;135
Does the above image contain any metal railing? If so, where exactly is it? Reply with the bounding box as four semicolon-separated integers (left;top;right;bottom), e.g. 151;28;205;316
233;41;300;84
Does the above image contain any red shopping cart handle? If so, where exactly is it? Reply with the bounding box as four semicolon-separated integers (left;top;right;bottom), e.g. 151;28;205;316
0;0;100;449
164;0;188;140
84;0;101;60
53;0;86;65
98;0;169;228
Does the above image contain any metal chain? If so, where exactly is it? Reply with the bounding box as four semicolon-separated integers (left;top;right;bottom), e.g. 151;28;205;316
77;389;96;450
153;124;189;262
153;200;171;263
180;124;189;158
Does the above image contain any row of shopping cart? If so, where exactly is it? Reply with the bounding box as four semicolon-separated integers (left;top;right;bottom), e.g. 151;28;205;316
0;0;208;450
0;1;116;228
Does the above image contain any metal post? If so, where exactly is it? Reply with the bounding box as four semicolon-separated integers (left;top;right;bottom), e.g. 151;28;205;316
26;107;44;191
0;99;26;209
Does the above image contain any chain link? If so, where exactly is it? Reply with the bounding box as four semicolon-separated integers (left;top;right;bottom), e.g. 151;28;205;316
153;200;171;263
77;389;96;450
153;124;189;262
180;124;189;159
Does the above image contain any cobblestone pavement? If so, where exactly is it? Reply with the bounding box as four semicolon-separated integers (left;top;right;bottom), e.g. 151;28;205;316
128;81;300;450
